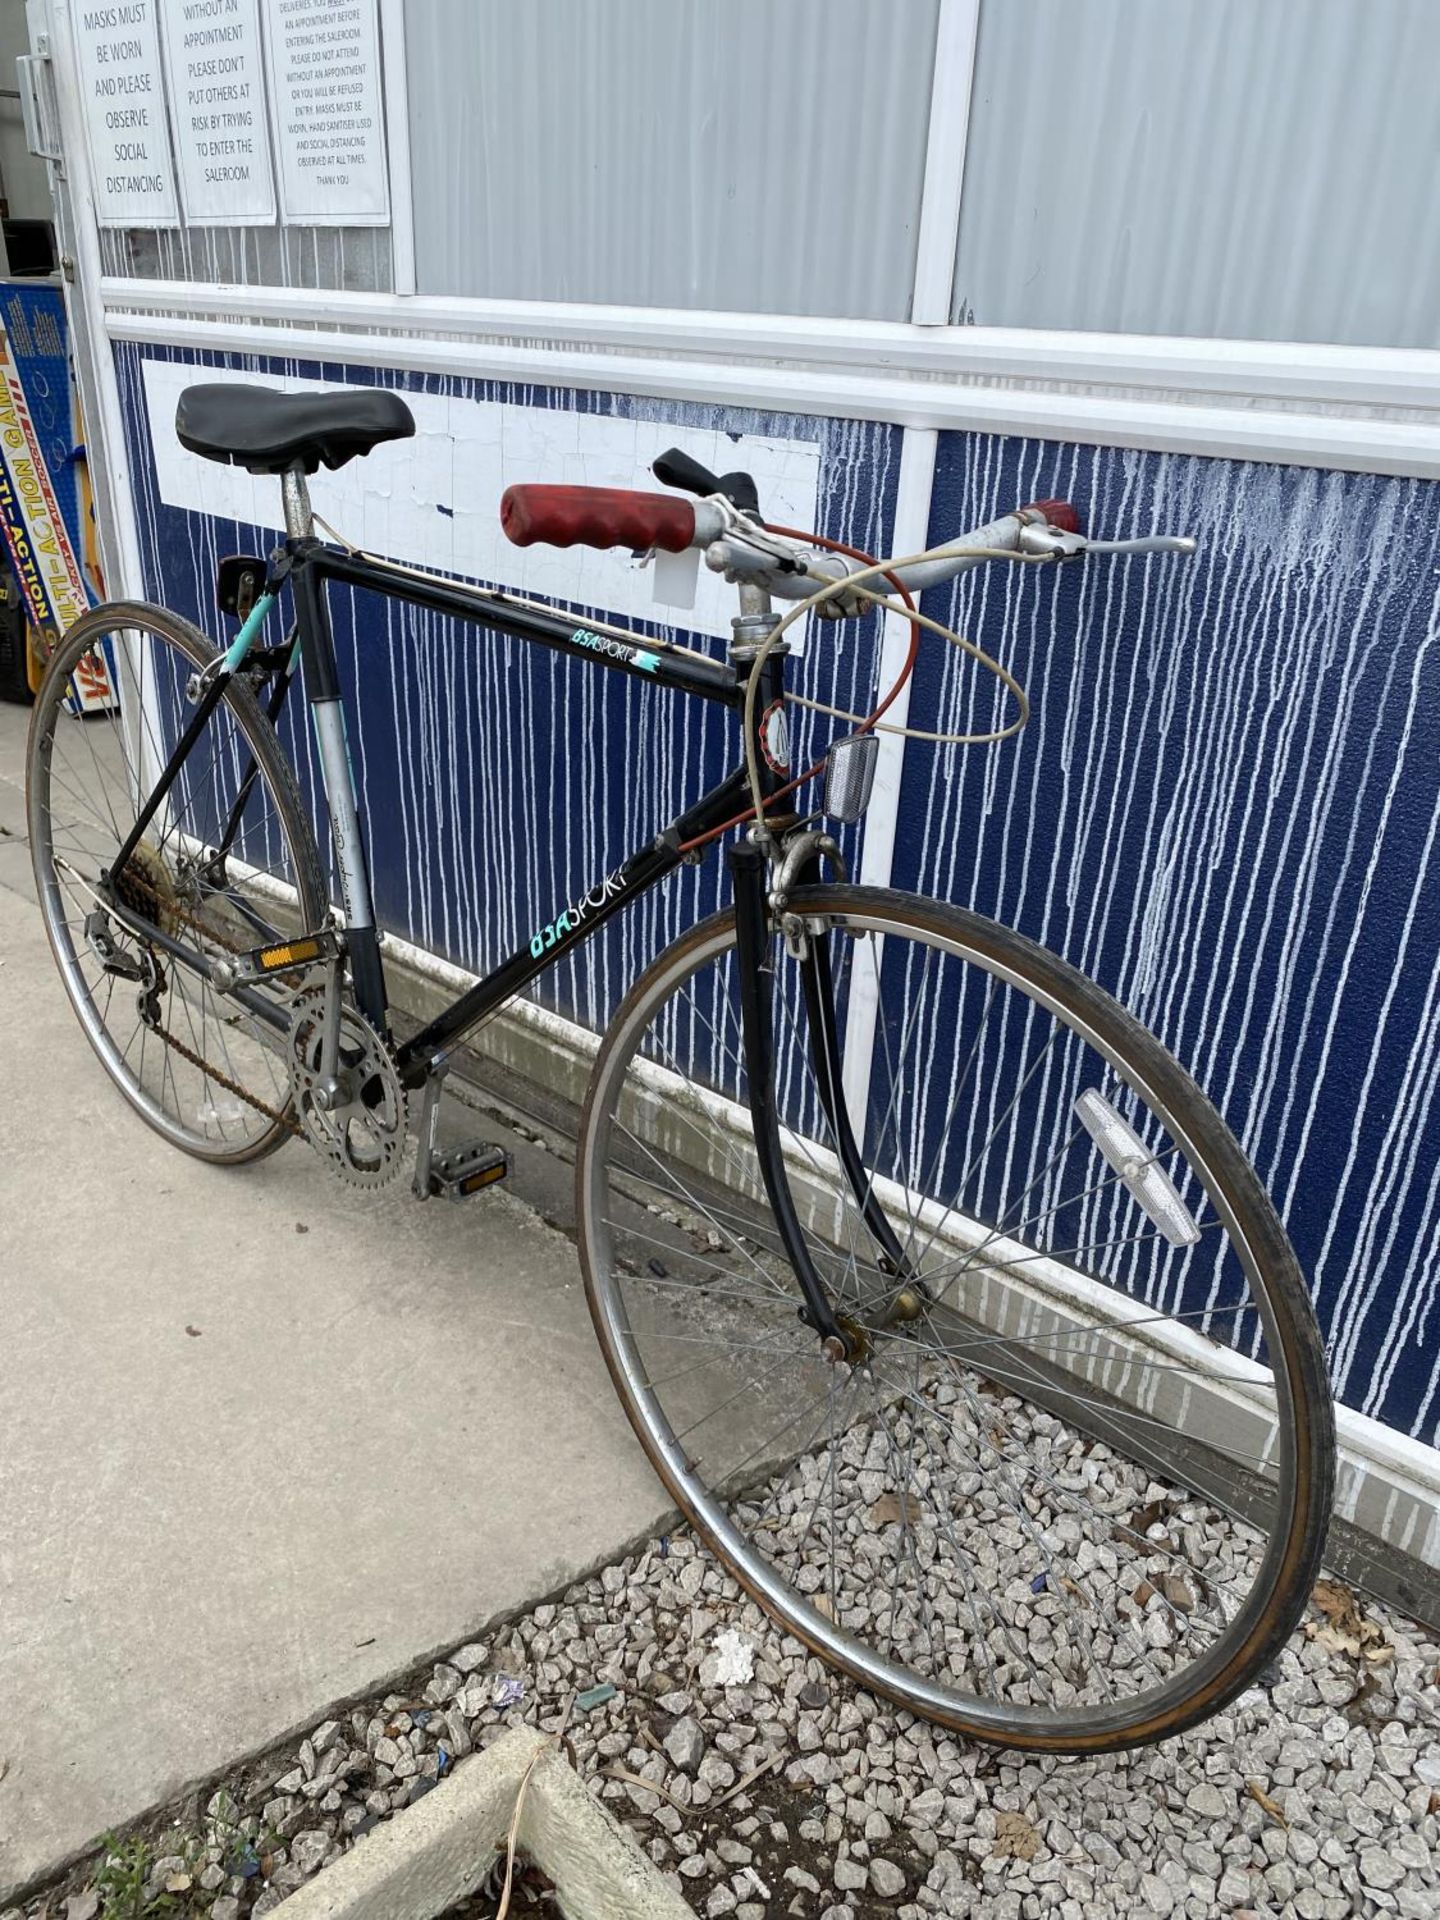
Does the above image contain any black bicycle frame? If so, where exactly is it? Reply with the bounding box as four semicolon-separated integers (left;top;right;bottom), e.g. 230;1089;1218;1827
108;529;861;1345
300;542;762;1074
111;536;765;1066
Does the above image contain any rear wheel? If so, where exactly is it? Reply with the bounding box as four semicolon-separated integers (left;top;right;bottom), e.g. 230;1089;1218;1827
27;601;327;1163
576;885;1334;1751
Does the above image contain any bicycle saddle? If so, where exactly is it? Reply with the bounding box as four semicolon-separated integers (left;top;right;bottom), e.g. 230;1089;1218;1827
176;383;416;475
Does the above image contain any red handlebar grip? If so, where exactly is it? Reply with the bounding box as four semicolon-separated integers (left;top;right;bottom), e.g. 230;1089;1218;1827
501;485;697;553
1024;498;1081;534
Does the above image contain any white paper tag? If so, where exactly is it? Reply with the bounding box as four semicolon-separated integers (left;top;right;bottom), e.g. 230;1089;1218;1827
651;544;700;611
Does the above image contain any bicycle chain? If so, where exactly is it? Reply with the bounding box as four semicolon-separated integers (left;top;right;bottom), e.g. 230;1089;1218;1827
150;1011;303;1137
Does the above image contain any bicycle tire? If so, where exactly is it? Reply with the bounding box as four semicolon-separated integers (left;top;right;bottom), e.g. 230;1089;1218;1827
576;884;1335;1751
27;600;328;1164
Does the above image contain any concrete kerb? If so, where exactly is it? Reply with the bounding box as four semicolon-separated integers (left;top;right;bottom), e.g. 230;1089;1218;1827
274;1727;695;1920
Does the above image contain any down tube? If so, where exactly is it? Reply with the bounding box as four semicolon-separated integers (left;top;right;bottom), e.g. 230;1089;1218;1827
395;768;751;1076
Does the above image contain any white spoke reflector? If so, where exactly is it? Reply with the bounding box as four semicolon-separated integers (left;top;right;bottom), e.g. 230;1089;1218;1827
1074;1089;1201;1247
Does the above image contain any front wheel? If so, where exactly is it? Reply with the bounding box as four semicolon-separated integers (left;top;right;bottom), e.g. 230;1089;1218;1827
576;885;1334;1752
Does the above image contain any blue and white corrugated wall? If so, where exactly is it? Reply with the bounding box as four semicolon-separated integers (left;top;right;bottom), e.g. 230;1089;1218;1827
107;339;1440;1472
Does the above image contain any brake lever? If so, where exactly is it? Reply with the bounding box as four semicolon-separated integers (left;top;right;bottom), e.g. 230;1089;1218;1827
1019;526;1198;560
1085;534;1198;557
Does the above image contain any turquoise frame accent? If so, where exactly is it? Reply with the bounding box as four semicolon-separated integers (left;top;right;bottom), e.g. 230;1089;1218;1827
221;589;278;672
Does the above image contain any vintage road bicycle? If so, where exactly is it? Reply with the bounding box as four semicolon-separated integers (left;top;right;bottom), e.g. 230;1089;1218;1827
26;383;1334;1752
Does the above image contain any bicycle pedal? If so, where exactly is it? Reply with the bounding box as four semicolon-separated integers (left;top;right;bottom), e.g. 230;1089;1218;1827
425;1141;509;1200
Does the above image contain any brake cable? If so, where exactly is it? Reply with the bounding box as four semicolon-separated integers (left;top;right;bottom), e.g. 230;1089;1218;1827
674;527;921;853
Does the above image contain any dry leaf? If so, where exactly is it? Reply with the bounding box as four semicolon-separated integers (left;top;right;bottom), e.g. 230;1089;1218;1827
715;1750;783;1806
1303;1577;1389;1662
1247;1780;1289;1828
1059;1576;1090;1607
1308;1625;1354;1657
1161;1574;1196;1614
813;1593;835;1620
603;1764;690;1812
868;1492;906;1528
991;1809;1041;1861
1311;1579;1358;1626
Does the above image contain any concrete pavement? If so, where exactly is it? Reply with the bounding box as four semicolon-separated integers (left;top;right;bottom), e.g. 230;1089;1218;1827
0;700;671;1898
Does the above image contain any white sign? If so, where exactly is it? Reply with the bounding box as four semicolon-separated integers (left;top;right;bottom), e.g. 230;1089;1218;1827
262;0;389;226
76;1;179;227
139;361;822;645
159;0;276;225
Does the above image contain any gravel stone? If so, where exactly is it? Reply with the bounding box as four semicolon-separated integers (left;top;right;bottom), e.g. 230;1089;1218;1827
1359;1846;1406;1891
665;1716;707;1774
833;1858;868;1892
869;1858;906;1897
1139;1872;1176;1913
908;1786;947;1828
428;1663;462;1702
290;1830;330;1877
1185;1782;1231;1819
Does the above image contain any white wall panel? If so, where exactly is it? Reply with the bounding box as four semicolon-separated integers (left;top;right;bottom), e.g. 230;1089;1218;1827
954;0;1440;347
405;0;939;321
140;357;820;640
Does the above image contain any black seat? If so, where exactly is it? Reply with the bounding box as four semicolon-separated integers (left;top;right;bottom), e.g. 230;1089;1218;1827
175;383;415;475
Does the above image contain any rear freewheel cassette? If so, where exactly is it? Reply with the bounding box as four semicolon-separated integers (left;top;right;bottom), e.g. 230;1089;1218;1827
288;988;408;1187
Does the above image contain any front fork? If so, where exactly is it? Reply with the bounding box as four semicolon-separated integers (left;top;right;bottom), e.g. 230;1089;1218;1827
790;869;914;1288
730;842;920;1360
730;839;846;1351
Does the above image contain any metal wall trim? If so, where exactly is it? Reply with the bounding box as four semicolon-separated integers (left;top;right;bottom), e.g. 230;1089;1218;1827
103;307;1440;480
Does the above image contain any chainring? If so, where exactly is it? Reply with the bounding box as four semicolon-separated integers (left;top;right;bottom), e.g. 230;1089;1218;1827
288;987;409;1188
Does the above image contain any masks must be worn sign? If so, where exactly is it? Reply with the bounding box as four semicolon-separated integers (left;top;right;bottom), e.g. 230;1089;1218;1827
78;0;390;230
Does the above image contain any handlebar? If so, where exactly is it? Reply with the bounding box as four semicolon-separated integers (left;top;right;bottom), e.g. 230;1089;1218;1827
501;484;705;554
499;468;1196;605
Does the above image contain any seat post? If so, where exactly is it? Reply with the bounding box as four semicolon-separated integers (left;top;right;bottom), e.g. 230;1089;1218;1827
281;463;314;541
